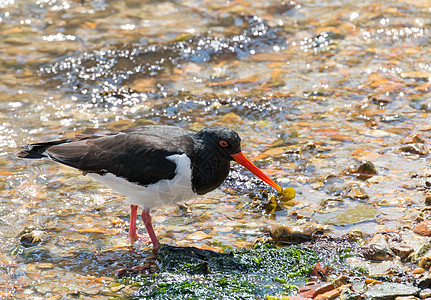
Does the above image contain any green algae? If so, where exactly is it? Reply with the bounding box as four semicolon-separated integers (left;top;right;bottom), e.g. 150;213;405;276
123;245;320;299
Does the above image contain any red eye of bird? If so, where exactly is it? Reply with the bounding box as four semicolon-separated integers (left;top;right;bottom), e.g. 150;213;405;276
219;140;228;147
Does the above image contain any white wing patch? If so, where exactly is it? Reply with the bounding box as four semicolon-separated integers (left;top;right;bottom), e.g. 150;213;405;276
88;154;198;209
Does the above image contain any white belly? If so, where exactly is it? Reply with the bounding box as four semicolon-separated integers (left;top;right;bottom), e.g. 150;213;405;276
88;154;198;209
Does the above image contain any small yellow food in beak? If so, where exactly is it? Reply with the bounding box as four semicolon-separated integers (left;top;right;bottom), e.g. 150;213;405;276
279;187;296;201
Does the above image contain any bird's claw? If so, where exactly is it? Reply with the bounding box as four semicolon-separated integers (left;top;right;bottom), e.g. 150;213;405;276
129;233;150;243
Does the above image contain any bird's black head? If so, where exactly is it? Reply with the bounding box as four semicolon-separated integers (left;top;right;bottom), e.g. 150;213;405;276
195;126;241;159
193;126;281;195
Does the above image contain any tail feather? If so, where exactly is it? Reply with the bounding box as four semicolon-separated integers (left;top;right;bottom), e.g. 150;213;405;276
16;139;72;159
16;134;106;159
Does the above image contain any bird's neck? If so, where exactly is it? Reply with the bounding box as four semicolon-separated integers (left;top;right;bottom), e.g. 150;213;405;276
190;140;231;195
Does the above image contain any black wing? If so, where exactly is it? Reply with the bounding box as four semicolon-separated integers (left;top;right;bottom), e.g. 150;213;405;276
18;126;196;186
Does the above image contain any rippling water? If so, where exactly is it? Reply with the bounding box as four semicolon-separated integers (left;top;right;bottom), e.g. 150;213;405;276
0;0;430;298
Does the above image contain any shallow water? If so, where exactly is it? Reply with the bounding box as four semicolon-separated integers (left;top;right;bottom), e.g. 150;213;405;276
0;0;430;298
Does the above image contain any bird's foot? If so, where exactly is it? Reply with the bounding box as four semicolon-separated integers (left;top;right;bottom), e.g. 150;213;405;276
128;233;150;243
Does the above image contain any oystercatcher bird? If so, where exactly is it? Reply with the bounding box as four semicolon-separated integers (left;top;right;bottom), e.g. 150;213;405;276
17;125;282;250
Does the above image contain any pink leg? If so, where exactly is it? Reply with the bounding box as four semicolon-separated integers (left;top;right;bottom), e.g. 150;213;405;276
141;208;160;251
128;205;148;242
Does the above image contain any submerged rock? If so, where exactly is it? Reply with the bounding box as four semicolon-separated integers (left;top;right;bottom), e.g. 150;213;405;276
266;0;298;15
128;244;320;298
417;277;431;290
19;228;47;247
411;267;425;274
402;132;425;144
344;183;369;200
365;282;419;299
314;284;352;300
408;242;431;263
315;203;379;226
413;220;431;236
269;224;330;244
339;288;361;300
398;144;429;156
361;234;395;261
419;288;431;298
391;244;414;260
298;282;336;298
418;256;431;269
345;161;377;179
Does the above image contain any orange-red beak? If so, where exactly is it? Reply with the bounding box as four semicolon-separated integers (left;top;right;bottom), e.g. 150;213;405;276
231;151;282;192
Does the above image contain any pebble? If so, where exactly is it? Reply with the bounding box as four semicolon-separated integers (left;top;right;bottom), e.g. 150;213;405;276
20;230;46;247
399;144;429;156
414;220;431;236
392;244;414;260
345;160;377;179
402;132;425;144
419;257;431;269
362;234;395;261
417;277;431;290
269;224;329;243
340;288;361;300
344;183;369;199
314;284;350;300
412;267;425;275
351;278;367;293
110;284;125;292
365;282;420;300
333;275;347;287
299;282;336;298
36;263;54;269
419;288;431;298
311;182;324;190
409;243;431;262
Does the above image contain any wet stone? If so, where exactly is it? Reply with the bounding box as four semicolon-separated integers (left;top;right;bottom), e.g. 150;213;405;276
419;289;431;298
339;288;361;300
351;278;367;293
409;243;431;263
130;245;319;298
36;262;54;269
412;267;425;275
266;0;298;14
403;210;423;224
344;183;369;200
345;161;377;179
365;282;420;300
417;277;431;290
333;275;347;286
314;285;348;300
414;221;431;236
311;182;325;190
361;234;395;261
402;132;425;144
299;282;336;298
315;203;379;226
392;244;414;260
370;93;392;106
418;256;431;269
19;230;46;247
269;224;329;244
399;144;429;156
